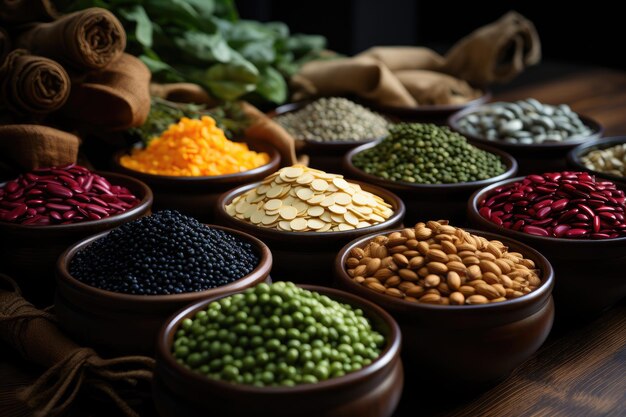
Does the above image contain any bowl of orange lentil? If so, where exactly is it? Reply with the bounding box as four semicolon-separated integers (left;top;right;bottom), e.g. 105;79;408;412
113;115;281;221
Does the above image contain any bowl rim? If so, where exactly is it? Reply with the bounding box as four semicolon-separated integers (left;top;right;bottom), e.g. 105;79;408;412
468;175;626;244
447;104;604;149
0;171;153;231
112;143;281;184
215;179;406;239
156;283;402;394
56;224;273;304
334;226;555;312
567;136;626;183
343;139;518;191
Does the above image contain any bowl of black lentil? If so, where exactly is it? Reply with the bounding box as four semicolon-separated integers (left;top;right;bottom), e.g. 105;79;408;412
270;97;390;174
448;98;603;175
343;123;518;224
55;210;272;355
153;282;403;417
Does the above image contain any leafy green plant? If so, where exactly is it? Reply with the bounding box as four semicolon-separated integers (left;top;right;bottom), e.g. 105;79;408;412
59;0;326;104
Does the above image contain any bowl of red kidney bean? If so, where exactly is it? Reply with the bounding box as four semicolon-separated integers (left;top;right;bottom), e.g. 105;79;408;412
0;164;153;303
468;171;626;316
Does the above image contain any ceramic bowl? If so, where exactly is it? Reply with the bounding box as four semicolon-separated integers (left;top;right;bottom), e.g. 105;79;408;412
468;177;626;316
214;180;405;285
55;225;272;355
0;172;152;305
153;284;403;417
112;143;280;222
567;136;626;184
335;228;554;382
343;141;517;225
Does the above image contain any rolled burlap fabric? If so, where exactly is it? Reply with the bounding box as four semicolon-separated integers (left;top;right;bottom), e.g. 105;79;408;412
395;70;481;105
16;7;126;71
0;124;79;170
0;0;57;24
0;49;70;116
150;82;219;106
61;53;151;132
0;28;10;64
0;274;154;417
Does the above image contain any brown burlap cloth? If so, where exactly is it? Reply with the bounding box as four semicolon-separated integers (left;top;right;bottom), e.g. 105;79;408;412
0;274;154;417
292;11;541;107
15;7;126;71
0;49;70;116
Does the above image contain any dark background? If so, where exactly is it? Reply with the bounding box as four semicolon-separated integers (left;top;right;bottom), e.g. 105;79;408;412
237;0;625;71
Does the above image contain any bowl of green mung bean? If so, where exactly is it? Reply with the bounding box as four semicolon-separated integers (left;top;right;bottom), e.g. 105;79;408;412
153;282;403;417
343;123;518;224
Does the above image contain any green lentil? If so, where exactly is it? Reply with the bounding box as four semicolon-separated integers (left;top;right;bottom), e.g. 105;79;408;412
172;282;385;386
352;123;506;184
275;97;389;142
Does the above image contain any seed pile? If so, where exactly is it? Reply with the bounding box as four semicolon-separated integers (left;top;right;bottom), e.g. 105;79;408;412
226;165;394;232
69;210;259;295
456;98;593;144
120;116;269;176
346;220;541;305
352;123;506;184
479;172;626;239
275;97;389;142
0;164;139;225
581;143;626;177
173;282;385;386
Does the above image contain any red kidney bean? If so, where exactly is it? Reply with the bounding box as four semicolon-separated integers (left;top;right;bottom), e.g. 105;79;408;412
479;171;626;239
46;203;72;211
45;184;73;198
5;181;19;193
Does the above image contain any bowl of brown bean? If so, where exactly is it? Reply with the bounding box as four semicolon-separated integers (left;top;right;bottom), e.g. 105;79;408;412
468;172;626;316
334;220;555;382
0;167;153;304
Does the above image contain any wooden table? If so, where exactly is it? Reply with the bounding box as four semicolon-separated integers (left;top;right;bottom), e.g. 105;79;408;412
1;66;625;417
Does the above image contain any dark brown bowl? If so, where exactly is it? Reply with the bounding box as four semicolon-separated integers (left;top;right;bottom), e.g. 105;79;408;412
468;177;626;316
0;172;152;305
343;141;518;225
270;101;386;175
214;180;405;285
448;107;604;175
112;142;280;222
567;136;626;184
153;284;403;417
335;228;555;382
55;224;272;355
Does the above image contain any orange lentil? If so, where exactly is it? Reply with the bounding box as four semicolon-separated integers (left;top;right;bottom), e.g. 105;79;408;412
120;116;270;176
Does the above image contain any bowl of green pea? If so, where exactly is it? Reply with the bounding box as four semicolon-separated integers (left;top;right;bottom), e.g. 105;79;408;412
153;282;403;417
343;123;518;224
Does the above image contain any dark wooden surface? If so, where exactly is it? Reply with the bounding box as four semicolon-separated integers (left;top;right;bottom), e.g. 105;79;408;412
1;66;626;417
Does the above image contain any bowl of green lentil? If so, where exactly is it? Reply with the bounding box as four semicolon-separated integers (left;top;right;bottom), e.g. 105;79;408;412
270;98;390;174
334;222;555;383
55;216;273;355
448;99;603;175
567;136;626;184
153;282;403;417
343;123;518;224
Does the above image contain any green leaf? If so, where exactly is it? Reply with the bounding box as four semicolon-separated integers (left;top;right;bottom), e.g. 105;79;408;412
186;0;215;19
196;60;259;101
174;31;232;63
119;5;153;48
238;37;275;65
286;34;326;57
255;66;287;104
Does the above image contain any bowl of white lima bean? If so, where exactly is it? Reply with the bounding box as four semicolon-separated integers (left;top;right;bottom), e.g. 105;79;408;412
567;136;626;184
448;98;603;174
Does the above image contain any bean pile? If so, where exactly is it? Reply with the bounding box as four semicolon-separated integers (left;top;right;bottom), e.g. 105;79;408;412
275;97;389;143
581;143;626;177
226;165;393;232
479;172;626;239
120;116;269;176
173;282;385;386
346;220;541;305
456;98;594;144
352;123;506;184
69;210;259;295
0;164;139;225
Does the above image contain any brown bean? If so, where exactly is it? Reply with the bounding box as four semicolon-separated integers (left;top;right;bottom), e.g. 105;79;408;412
424;274;441;288
427;262;448;275
449;292;465;305
466;295;489;305
398;269;418;281
392;253;409;268
419;293;441;304
447;271;461;290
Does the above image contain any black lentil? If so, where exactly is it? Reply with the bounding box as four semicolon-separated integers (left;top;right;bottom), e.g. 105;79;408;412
69;210;259;295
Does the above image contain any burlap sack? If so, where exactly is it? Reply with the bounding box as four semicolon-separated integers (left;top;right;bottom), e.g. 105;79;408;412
0;0;57;24
61;53;151;132
16;7;126;71
0;49;70;116
0;124;79;170
395;70;481;106
150;82;219;106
